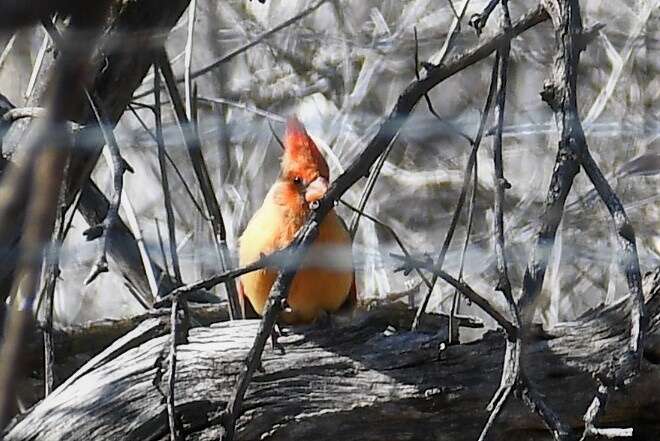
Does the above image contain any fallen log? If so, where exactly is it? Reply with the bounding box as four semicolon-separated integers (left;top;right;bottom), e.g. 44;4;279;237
4;269;660;441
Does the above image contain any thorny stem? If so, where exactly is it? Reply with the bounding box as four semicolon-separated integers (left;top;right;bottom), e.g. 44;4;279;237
479;3;524;438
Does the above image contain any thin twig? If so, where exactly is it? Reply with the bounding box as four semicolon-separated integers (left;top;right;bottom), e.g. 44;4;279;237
134;0;331;100
413;52;500;330
154;67;182;282
158;49;241;319
126;103;210;219
81;91;129;286
155;218;173;281
393;253;516;336
520;377;574;440
340;199;432;290
580;383;632;440
446;0;460;22
184;0;197;120
479;3;523;437
432;0;471;67
166;296;182;441
113;167;161;305
156;250;288;308
197;96;286;123
348;132;398;237
0;33;17;72
413;26;474;145
448;130;479;342
477;384;513;441
42;192;67;397
469;0;500;35
24;26;51;99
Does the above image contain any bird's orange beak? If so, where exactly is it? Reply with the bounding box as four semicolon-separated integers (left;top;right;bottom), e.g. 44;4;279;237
304;176;329;205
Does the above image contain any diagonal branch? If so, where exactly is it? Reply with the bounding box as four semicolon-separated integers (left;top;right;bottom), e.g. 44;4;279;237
219;6;550;440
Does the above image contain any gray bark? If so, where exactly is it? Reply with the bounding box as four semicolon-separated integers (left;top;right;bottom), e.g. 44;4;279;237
4;268;660;441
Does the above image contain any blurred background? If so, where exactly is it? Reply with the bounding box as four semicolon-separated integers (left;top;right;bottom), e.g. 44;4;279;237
0;0;657;330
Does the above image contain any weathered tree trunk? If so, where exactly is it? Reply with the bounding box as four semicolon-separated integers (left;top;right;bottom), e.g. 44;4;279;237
3;269;659;441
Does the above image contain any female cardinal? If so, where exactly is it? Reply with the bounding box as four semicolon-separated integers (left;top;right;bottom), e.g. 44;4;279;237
238;117;355;324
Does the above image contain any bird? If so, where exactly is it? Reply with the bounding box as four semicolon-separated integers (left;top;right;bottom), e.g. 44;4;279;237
238;117;356;324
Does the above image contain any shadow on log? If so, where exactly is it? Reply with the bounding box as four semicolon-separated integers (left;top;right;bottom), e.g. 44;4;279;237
4;268;660;441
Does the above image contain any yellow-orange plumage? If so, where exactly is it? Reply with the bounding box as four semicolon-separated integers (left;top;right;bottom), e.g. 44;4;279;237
238;117;355;324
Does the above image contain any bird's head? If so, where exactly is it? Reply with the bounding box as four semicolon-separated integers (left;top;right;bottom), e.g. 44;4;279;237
278;117;330;208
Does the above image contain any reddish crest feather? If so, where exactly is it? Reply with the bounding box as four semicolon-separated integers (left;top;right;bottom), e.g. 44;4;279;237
282;117;329;180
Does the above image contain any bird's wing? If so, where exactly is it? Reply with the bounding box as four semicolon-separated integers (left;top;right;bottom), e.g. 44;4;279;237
336;213;358;310
237;278;259;319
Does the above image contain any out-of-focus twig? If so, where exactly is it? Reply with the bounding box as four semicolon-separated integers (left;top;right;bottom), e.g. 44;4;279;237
0;33;16;72
25;26;51;99
0;3;110;428
134;0;330;100
184;0;197;121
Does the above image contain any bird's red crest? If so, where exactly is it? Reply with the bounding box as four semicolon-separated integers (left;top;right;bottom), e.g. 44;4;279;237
282;117;329;180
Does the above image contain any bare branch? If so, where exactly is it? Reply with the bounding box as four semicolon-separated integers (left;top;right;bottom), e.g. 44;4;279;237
154;68;182;283
413;53;500;330
392;253;517;337
133;0;331;100
158;49;241;319
0;3;111;427
219;7;550;438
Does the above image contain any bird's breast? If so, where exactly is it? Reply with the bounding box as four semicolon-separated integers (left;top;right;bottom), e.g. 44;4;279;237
238;207;353;324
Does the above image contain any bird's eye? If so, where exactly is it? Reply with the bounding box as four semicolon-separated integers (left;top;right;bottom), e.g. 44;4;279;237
293;177;303;185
